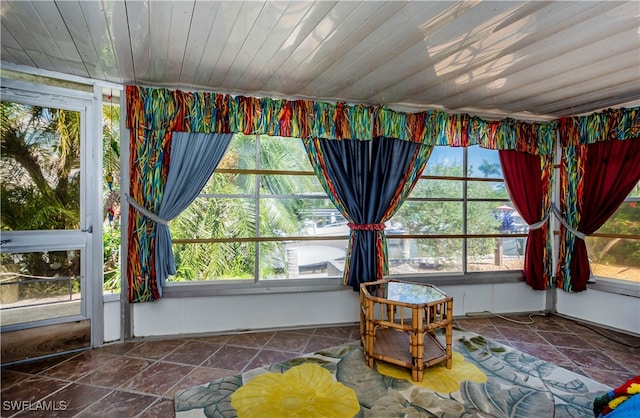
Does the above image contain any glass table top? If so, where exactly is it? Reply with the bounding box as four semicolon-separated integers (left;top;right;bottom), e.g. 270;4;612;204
371;281;447;304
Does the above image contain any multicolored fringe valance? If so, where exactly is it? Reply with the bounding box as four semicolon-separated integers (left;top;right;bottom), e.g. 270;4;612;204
126;85;556;155
558;106;640;146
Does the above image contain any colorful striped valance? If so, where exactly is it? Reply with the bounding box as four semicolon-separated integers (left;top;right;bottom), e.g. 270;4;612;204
558;106;640;146
126;85;558;155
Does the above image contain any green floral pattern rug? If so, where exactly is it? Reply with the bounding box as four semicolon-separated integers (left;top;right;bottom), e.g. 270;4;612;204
174;328;611;417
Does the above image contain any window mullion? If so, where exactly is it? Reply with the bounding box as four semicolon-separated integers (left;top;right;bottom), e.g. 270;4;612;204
462;147;468;274
254;134;261;283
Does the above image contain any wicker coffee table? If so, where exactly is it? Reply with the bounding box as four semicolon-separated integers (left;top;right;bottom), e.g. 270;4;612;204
360;279;453;381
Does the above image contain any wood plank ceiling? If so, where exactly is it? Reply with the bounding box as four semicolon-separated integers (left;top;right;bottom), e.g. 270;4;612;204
1;1;639;121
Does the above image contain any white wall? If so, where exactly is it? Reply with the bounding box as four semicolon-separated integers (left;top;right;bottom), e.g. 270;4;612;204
103;296;121;343
101;282;639;341
556;289;640;335
130;282;546;338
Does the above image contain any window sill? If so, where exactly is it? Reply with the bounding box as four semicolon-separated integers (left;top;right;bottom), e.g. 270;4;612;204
587;277;640;298
161;271;526;298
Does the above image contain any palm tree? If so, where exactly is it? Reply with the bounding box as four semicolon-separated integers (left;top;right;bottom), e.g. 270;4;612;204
170;134;321;281
1;102;81;231
478;159;501;178
1;101;82;295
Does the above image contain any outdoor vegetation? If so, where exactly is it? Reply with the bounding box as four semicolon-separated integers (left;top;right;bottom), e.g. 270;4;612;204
1;102;82;302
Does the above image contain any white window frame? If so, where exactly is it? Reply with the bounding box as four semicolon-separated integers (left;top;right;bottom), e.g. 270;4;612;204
160;140;525;299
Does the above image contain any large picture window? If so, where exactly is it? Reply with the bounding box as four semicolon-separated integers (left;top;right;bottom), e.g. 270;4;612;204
167;136;524;283
389;146;525;275
586;182;640;284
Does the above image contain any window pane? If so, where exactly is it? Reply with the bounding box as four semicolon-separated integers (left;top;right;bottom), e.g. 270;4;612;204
260;174;324;195
467;146;502;178
424;147;463;176
388;238;462;274
467;202;506;234
596;201;640;235
467;237;526;272
393;201;463;234
172;242;256;281
222;133;256;169
467;180;509;199
254;200;348;237
1;102;81;231
587;237;640;284
260;240;348;279
0;250;81;326
260;136;312;171
206;173;256;195
586;185;639;283
171;198;257;239
103;102;121;293
410;179;462;199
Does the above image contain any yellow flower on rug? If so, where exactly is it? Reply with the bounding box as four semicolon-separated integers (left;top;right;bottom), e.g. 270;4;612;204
376;352;487;392
230;363;360;418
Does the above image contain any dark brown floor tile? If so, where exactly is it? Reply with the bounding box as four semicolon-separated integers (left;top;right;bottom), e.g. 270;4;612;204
125;339;187;360
548;316;583;329
1;317;633;417
498;327;549;345
32;383;111;418
172;367;237;392
201;345;259;371
162;341;222;366
192;334;231;345
122;361;194;397
455;318;494;328
527;315;571;332
244;349;297;371
507;341;574;366
41;351;119;381
557;347;633;373
3;353;77;376
598;349;640;374
580;329;640;352
94;341;143;356
313;325;359;340
78;390;158;418
536;330;592;349
456;324;504;340
571;323;618;342
303;335;352;353
583;367;635;388
264;331;311;352
489;316;532;329
226;332;274;348
139;398;175;418
609;332;640;347
0;376;69;404
78;356;153;388
0;370;30;391
285;327;317;335
558;363;591;377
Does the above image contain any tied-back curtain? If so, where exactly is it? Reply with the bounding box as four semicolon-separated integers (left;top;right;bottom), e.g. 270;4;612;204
127;131;233;302
556;138;640;291
499;150;553;290
154;132;234;294
303;136;432;290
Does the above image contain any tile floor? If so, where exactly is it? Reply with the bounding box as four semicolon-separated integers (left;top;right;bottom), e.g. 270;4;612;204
1;314;639;417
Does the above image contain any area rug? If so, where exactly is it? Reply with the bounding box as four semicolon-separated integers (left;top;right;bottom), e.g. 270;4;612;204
174;328;612;417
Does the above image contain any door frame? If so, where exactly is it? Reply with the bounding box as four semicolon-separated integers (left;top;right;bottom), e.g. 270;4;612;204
0;78;104;352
